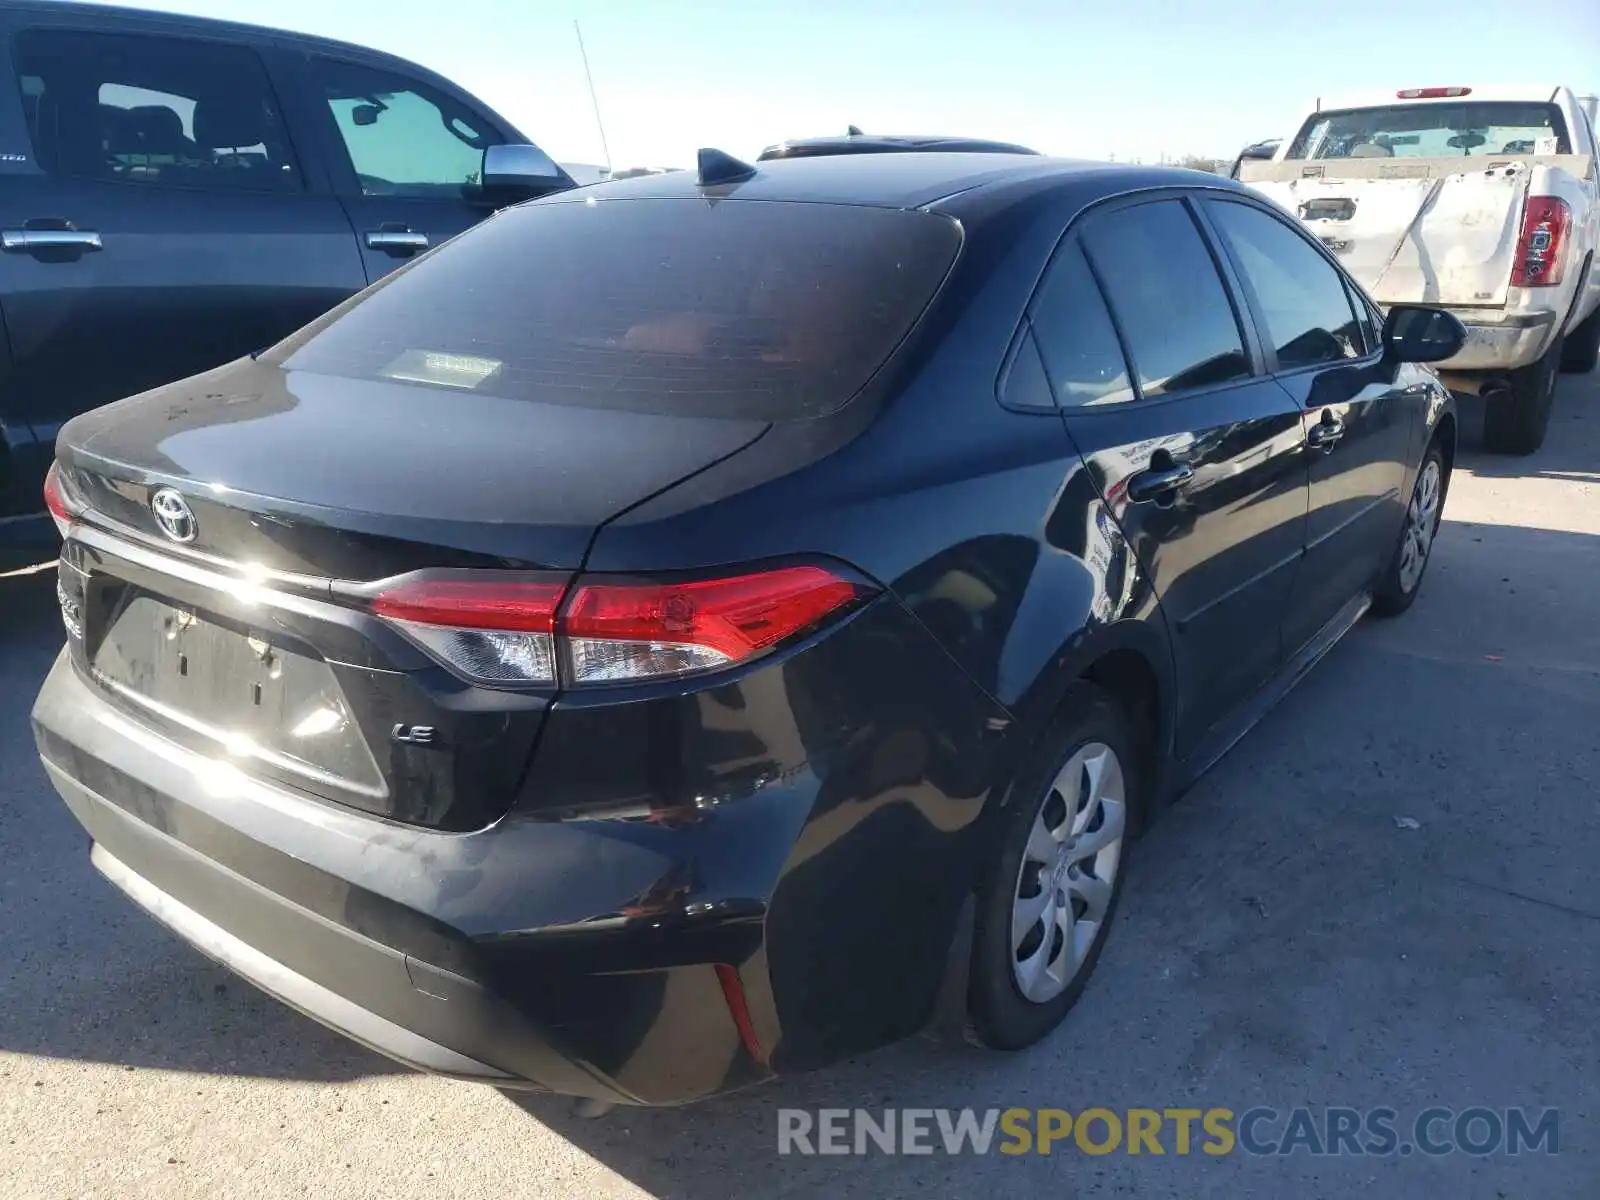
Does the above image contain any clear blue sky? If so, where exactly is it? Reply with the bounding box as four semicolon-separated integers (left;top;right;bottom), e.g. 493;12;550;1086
84;0;1600;168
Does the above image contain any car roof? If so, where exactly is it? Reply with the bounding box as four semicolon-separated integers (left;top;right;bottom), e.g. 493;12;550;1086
758;133;1039;160
549;151;1234;216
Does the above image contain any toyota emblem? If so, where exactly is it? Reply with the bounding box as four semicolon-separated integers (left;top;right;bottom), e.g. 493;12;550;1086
150;488;197;543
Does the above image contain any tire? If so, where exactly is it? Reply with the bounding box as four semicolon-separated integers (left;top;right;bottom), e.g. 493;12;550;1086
967;684;1142;1051
1483;336;1561;455
1561;306;1600;374
1371;442;1447;617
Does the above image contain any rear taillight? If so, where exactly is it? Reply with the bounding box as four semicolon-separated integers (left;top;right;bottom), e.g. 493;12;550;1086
1512;196;1571;288
370;564;871;688
372;576;564;685
42;461;80;537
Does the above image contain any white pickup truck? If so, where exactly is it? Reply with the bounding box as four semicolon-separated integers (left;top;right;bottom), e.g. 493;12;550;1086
1240;86;1600;453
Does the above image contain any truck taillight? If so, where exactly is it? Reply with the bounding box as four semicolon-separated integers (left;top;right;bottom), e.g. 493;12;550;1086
1512;196;1571;288
42;461;81;538
371;564;872;688
1397;87;1471;99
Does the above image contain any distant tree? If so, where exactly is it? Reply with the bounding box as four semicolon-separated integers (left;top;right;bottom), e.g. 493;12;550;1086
1177;155;1225;174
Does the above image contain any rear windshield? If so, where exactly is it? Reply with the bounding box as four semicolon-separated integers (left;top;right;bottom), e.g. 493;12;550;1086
267;197;962;420
1287;101;1571;160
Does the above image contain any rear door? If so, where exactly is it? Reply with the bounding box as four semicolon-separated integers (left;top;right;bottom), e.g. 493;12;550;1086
1031;194;1309;758
0;21;366;457
1202;196;1420;653
279;53;520;282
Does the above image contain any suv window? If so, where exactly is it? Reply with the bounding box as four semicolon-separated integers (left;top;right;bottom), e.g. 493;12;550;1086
1028;241;1135;407
13;29;299;191
1080;200;1251;398
265;197;962;420
312;59;500;199
1207;201;1364;369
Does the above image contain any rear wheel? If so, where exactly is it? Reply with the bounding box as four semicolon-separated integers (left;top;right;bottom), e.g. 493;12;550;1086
967;686;1139;1050
1483;337;1561;455
1372;442;1446;617
1561;306;1600;374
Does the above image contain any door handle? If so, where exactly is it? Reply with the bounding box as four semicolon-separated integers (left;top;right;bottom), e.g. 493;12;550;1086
365;228;429;254
1306;414;1346;452
2;228;103;253
1125;462;1195;504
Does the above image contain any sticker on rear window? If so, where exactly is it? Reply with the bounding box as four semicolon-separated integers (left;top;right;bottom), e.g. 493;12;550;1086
382;350;503;390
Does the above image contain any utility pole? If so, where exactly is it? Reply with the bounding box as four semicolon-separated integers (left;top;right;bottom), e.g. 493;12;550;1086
574;19;613;175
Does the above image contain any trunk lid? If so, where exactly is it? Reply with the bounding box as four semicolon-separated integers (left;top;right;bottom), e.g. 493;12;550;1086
1241;157;1591;307
60;356;769;576
54;357;768;832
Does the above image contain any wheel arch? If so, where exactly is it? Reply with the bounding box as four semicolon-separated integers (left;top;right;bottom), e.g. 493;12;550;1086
997;616;1177;829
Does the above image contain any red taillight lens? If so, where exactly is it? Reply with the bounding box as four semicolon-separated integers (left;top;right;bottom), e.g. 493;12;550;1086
1397;87;1471;99
372;575;564;685
371;578;564;632
562;565;866;684
42;461;78;537
370;564;869;688
1512;196;1571;288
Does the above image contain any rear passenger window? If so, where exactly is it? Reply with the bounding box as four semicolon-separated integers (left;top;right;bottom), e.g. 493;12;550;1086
13;29;300;191
1206;201;1364;369
1080;201;1250;398
1028;241;1135;407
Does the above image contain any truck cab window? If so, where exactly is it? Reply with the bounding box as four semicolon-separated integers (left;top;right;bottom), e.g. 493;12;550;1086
1287;102;1570;160
313;60;501;199
12;29;299;190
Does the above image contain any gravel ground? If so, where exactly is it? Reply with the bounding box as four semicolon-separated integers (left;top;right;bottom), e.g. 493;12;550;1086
2;374;1597;1199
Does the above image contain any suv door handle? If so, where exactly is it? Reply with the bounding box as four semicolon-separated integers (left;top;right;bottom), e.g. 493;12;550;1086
365;227;429;255
1126;462;1195;504
1306;413;1346;452
2;228;103;254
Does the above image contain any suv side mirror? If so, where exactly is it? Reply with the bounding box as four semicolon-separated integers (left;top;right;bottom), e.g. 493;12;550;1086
480;143;572;201
1382;305;1467;364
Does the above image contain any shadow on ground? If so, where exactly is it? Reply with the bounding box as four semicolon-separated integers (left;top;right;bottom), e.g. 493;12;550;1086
1;570;401;1086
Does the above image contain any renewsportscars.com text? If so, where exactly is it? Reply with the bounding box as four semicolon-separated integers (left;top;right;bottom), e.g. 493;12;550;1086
777;1106;1560;1157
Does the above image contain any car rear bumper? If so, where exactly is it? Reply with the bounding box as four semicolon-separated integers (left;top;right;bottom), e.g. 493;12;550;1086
33;649;784;1104
33;591;1007;1103
1434;309;1558;376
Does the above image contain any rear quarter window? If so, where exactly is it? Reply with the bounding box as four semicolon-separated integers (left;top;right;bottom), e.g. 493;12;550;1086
268;197;963;420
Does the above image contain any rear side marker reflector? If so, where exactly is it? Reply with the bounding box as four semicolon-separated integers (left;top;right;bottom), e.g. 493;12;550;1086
370;564;870;688
714;963;765;1064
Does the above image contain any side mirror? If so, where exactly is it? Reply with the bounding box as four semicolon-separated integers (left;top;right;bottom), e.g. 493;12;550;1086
1382;305;1467;364
481;143;572;201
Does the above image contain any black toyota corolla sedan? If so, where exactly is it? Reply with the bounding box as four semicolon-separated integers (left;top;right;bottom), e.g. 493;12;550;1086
33;149;1463;1106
